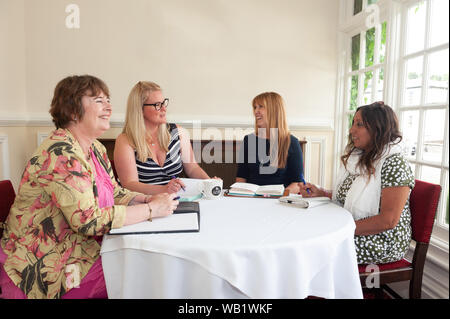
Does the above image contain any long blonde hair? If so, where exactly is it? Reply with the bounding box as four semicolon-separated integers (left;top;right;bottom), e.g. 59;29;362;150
122;81;171;162
252;92;291;168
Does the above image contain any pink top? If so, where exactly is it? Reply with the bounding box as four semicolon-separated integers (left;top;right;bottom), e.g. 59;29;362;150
91;149;114;209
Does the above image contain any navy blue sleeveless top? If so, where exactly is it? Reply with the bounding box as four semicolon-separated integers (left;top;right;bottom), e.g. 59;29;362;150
135;123;183;185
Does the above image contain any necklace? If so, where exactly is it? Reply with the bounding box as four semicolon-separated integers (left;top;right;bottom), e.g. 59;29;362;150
148;136;156;147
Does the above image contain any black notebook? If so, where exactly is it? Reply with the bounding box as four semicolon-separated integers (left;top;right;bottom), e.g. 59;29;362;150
109;202;200;235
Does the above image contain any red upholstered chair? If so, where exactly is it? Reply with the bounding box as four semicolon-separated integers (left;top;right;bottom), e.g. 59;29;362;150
0;180;15;238
0;180;16;297
359;179;442;299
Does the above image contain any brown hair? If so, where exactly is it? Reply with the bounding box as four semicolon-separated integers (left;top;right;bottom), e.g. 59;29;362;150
252;92;291;168
341;101;402;176
50;75;110;129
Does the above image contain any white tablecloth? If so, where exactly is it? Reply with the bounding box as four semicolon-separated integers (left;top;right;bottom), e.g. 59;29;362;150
100;196;363;299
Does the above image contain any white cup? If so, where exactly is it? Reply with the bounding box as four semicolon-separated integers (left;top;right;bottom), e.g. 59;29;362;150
199;179;223;200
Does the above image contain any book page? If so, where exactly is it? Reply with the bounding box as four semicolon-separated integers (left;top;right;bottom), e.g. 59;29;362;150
255;184;284;195
229;182;259;193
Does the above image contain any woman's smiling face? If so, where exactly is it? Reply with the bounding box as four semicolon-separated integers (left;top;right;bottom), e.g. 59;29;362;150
350;110;372;151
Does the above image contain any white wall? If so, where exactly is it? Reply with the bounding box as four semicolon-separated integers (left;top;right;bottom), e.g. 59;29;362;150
1;0;339;190
18;0;338;123
0;0;26;114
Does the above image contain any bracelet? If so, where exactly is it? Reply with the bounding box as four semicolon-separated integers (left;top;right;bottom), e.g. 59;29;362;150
147;203;152;222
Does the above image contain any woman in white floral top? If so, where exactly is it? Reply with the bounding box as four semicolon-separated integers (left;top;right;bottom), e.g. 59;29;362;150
299;102;414;264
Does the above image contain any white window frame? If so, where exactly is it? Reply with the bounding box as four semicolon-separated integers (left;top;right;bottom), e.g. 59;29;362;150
335;0;394;170
396;0;449;244
336;0;449;251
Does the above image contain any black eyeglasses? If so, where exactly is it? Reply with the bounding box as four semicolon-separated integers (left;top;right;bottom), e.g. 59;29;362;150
143;98;169;111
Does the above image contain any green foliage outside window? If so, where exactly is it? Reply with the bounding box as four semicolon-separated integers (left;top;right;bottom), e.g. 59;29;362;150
354;0;363;15
349;21;387;129
380;22;387;63
354;0;379;15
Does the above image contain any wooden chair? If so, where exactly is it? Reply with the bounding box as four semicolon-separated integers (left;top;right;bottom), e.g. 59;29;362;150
359;179;442;299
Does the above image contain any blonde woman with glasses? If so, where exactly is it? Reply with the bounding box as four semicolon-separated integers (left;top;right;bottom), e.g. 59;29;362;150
236;92;305;194
114;81;210;195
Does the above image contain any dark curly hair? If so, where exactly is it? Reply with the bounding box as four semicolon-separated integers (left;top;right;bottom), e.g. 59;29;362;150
341;101;402;176
50;75;110;129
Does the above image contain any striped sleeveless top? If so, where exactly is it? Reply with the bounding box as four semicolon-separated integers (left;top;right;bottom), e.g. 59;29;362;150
135;123;183;185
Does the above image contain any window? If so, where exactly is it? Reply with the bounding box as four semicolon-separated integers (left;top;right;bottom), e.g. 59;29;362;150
343;19;387;148
397;0;449;232
353;0;379;16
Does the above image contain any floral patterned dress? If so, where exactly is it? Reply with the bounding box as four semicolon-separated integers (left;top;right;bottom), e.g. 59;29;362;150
335;153;415;264
0;129;140;299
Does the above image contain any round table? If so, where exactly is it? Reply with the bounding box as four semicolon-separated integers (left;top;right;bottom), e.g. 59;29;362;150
101;196;363;299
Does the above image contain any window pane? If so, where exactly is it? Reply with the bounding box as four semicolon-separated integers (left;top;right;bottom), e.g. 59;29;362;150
430;0;449;48
351;34;361;71
368;0;378;4
410;163;416;176
366;27;376;67
426;49;449;104
350;75;359;111
405;2;426;54
354;0;363;15
380;22;387;63
363;71;373;104
401;110;419;160
376;68;384;101
422;109;446;163
419;165;441;185
403;56;423;106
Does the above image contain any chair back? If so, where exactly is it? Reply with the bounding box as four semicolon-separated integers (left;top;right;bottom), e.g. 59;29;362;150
409;179;441;244
0;180;16;237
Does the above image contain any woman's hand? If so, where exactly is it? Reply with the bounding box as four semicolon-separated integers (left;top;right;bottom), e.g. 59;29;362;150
286;183;300;194
148;193;179;218
165;178;186;194
298;182;329;198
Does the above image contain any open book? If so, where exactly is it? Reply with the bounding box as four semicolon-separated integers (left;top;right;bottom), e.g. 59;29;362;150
228;182;285;197
109;202;200;235
278;196;330;208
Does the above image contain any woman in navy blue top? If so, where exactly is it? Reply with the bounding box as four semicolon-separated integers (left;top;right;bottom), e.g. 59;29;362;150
236;92;305;194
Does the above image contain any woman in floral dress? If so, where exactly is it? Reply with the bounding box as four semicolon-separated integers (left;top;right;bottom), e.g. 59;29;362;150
299;102;414;264
0;75;178;299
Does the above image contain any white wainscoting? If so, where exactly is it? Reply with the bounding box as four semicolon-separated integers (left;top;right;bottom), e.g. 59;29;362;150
0;135;10;180
37;132;49;147
304;137;326;186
